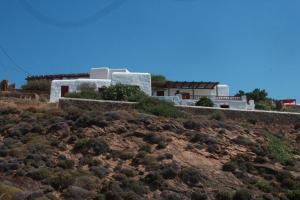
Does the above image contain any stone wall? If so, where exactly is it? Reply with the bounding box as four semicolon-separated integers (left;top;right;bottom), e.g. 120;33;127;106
59;98;136;112
178;106;300;125
59;98;300;125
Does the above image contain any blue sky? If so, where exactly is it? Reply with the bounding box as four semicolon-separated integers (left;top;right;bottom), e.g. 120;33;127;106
0;0;299;101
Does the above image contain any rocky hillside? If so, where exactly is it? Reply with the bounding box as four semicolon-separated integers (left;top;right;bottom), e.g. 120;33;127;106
0;100;299;200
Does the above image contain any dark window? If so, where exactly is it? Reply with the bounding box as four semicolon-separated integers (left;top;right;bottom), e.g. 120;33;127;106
61;86;69;97
157;91;165;96
98;87;105;93
220;104;230;109
182;93;191;99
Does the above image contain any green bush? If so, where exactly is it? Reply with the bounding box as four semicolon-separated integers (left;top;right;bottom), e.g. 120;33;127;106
22;80;51;92
216;191;232;200
195;97;214;107
136;97;182;118
210;111;225;121
151;74;167;82
179;167;203;186
267;135;293;165
255;180;272;193
287;189;300;200
73;138;109;156
101;84;146;102
232;189;251;200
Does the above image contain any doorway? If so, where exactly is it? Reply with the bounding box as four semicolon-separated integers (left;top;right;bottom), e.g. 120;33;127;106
61;86;69;97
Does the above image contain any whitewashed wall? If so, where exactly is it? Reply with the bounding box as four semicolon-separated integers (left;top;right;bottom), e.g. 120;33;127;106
90;68;129;79
50;79;111;102
111;72;152;96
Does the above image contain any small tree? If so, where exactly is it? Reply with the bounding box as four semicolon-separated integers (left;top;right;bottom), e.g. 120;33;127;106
101;84;146;102
22;80;51;92
195;97;214;107
151;74;166;82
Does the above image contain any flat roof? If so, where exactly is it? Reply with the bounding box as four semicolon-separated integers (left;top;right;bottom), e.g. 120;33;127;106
26;73;89;81
152;81;219;89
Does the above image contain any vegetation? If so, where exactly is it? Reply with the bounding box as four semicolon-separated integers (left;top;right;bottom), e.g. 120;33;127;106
195;97;214;107
267;135;293;165
66;83;146;102
65;90;102;100
151;74;167;82
101;84;146;102
0;98;299;199
21;79;51;92
136;96;182;118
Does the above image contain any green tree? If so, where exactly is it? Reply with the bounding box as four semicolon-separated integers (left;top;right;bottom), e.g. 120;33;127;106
195;97;214;107
151;74;166;82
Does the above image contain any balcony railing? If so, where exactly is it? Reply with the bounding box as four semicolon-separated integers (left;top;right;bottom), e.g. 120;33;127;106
182;94;242;101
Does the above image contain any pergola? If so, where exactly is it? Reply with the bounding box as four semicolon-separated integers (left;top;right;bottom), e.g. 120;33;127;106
26;73;90;81
152;81;220;96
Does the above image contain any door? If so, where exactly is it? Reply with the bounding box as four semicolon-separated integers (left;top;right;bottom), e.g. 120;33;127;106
157;91;165;96
61;86;69;97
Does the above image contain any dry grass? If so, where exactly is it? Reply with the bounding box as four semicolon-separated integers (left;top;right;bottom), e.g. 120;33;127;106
0;97;56;111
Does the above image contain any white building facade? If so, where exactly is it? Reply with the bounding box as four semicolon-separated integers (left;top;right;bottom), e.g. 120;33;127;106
152;81;255;110
50;67;151;103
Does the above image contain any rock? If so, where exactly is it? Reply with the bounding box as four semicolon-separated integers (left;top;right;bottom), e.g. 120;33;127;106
47;122;70;139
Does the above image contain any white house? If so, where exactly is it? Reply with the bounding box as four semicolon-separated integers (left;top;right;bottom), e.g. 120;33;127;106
152;81;255;110
50;67;151;102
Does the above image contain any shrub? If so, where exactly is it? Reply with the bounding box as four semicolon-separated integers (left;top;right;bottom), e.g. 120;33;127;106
232;189;251;200
196;97;214;107
191;189;208;200
75;111;107;128
137;97;182;118
57;157;75;169
22;79;51;92
112;150;135;160
143;172;164;190
216;191;232;200
287;189;300;200
0;107;20;115
73;138;109;156
210;111;225;121
101;84;146;102
160;162;180;179
222;162;236;172
27;167;52;181
267;135;293;165
233;136;254;146
65;90;102;100
119;177;147;195
151;74;166;82
255;180;272;193
47;172;75;191
179;167;204;186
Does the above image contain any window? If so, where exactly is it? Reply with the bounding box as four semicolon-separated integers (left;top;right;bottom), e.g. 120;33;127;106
98;87;105;93
220;104;230;109
157;91;165;96
61;86;69;97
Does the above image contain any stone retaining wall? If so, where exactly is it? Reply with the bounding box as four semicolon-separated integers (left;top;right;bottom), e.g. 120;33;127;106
59;98;136;112
59;98;300;125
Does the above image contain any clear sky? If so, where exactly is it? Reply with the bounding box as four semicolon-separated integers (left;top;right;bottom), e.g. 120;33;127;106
0;0;299;100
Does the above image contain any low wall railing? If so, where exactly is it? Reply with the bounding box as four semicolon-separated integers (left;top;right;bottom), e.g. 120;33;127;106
183;95;242;101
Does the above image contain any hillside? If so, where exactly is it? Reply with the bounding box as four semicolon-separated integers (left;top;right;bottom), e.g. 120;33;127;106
0;99;299;200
